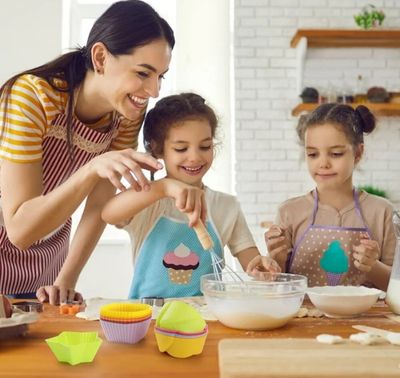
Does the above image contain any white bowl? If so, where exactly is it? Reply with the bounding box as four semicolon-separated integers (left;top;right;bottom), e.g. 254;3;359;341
307;286;382;318
201;272;307;330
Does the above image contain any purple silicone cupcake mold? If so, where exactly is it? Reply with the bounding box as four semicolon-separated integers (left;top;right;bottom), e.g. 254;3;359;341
100;317;151;344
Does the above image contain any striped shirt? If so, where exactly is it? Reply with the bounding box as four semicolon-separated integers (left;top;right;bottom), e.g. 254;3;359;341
0;74;142;162
0;74;145;294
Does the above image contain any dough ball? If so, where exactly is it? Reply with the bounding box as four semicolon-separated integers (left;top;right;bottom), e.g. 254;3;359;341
307;308;324;318
316;334;343;344
350;332;385;345
296;307;308;318
386;332;400;346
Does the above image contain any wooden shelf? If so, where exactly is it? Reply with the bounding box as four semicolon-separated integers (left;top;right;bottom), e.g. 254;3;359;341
290;29;400;117
291;102;400;117
291;29;400;48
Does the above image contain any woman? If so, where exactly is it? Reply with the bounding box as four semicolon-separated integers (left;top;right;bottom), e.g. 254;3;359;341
0;0;174;304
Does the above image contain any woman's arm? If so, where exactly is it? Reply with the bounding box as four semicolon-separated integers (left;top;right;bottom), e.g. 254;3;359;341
1;160;97;249
102;178;206;227
37;179;116;304
0;149;161;249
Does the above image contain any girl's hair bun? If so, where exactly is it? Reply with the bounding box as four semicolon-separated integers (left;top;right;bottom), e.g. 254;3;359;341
355;105;376;134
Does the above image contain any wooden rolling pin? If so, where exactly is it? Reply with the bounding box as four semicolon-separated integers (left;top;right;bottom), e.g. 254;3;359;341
192;220;214;250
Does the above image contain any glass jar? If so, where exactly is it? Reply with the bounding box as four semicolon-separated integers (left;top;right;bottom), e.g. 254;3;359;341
386;210;400;314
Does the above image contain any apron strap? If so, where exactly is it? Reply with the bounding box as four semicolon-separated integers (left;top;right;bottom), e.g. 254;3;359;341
288;189;318;270
311;189;319;225
353;187;373;238
353;187;364;220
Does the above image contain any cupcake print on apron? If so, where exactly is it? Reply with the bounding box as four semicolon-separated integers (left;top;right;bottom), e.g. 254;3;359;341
320;240;349;285
288;189;371;287
129;215;222;299
163;243;200;285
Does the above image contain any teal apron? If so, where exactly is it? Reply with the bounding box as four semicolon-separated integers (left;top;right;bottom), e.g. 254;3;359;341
129;216;223;298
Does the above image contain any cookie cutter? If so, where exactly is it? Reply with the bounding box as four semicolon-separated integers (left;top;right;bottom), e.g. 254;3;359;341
140;297;165;307
12;301;43;313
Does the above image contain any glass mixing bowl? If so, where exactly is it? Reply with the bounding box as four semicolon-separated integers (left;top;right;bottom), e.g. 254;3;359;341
201;272;307;330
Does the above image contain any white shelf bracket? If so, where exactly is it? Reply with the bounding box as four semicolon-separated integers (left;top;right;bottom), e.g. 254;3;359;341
296;36;308;95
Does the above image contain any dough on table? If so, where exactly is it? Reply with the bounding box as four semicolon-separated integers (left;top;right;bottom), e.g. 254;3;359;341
386;332;400;345
296;307;324;318
350;332;386;345
316;334;343;344
307;308;324;317
296;307;308;318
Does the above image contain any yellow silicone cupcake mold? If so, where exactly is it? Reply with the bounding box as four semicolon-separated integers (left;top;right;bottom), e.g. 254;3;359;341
100;303;152;321
154;327;208;358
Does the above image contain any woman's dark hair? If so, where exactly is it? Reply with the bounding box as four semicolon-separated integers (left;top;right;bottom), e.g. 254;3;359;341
296;103;376;148
0;0;175;161
143;93;218;157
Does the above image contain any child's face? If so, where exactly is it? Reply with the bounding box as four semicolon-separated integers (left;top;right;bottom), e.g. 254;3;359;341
162;118;214;187
304;122;363;191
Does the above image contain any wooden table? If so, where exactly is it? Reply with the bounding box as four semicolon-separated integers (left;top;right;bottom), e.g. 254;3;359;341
0;301;399;377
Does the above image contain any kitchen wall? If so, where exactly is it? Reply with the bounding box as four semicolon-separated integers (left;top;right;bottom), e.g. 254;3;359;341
234;0;400;249
0;0;62;84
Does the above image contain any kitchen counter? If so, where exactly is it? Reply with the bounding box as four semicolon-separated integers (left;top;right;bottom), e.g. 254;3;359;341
0;300;399;377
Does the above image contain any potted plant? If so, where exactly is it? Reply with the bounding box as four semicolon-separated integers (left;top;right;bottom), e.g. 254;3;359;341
358;185;388;198
354;4;385;30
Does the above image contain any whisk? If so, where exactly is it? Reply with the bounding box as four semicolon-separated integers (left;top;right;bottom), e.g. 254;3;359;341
193;220;244;282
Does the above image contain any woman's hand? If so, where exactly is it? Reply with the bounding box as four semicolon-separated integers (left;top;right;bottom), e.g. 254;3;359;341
353;233;380;273
246;255;281;280
89;149;163;192
265;224;289;258
164;179;206;227
36;285;83;306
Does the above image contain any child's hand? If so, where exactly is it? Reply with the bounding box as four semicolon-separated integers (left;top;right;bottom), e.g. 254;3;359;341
264;225;289;260
165;179;207;226
246;255;281;280
352;233;380;273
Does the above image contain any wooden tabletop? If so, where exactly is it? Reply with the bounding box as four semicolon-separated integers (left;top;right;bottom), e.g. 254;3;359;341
0;300;399;377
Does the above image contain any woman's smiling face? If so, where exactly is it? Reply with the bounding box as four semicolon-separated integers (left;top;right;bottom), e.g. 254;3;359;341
98;38;172;120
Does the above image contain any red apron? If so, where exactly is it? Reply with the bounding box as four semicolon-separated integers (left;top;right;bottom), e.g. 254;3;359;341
0;113;120;294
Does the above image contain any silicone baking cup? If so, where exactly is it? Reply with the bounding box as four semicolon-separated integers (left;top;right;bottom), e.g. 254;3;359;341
45;331;102;365
99;303;152;344
154;325;208;358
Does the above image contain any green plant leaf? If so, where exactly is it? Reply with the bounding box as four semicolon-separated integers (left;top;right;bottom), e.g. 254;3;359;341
358;185;388;198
